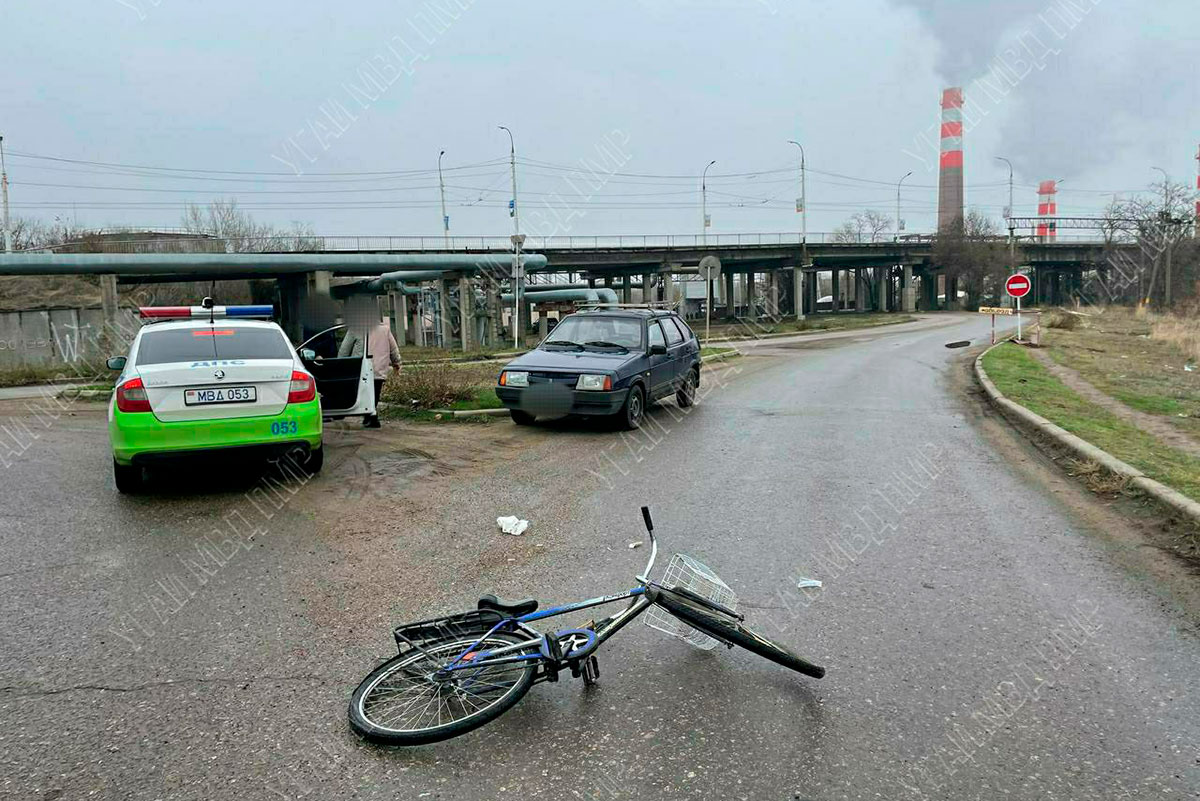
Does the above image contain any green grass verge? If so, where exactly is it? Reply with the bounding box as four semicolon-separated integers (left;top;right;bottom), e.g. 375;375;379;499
1040;309;1200;442
983;342;1200;503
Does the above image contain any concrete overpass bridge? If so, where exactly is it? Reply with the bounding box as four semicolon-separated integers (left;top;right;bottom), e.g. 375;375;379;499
0;231;1127;353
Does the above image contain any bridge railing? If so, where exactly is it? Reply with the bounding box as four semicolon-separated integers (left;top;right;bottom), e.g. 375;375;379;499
22;231;1114;254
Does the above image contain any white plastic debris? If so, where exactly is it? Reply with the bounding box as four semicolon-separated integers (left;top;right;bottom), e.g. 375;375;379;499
1185;363;1196;372
628;541;643;549
796;577;823;590
496;515;529;536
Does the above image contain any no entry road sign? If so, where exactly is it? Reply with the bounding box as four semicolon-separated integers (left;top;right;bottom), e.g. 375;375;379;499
1005;274;1032;298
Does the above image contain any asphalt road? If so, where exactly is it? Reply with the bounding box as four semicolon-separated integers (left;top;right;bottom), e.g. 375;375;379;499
2;313;1197;801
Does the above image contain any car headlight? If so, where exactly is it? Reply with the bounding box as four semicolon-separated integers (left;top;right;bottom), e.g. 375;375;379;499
502;371;529;387
576;374;613;391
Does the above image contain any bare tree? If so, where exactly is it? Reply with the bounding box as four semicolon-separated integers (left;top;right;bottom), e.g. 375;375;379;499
831;210;892;244
932;208;1005;309
182;199;319;252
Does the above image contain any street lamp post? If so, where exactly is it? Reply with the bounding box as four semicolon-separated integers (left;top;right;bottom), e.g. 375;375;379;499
438;149;449;248
895;171;912;239
499;126;522;347
788;140;807;318
0;136;11;253
701;159;716;245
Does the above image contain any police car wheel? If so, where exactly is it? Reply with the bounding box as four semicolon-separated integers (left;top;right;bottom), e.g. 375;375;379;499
113;460;143;494
302;446;324;475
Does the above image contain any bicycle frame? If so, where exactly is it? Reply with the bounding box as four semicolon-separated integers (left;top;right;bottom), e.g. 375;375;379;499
432;587;654;681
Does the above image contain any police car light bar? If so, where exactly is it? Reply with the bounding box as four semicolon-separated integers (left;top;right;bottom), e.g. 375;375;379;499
139;305;274;320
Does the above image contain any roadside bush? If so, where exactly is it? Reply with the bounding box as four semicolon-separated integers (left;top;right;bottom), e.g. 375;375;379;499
382;362;496;410
1150;307;1200;363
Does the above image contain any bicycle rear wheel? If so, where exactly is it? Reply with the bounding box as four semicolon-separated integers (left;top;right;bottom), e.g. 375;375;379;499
654;590;825;679
349;632;538;745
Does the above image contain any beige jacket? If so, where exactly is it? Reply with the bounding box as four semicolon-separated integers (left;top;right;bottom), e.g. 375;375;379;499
339;322;402;379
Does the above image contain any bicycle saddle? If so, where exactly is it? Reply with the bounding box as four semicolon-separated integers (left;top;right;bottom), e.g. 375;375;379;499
477;594;538;616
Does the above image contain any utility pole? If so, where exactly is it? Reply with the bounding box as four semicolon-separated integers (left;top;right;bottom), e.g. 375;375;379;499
438;149;449;247
0;136;12;253
788;140;808;318
996;157;1016;304
701;159;716;245
499;126;521;347
1153;166;1172;307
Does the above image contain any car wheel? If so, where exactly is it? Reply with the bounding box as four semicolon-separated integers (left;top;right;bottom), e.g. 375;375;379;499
617;385;645;430
676;369;698;408
113;459;143;494
510;409;536;426
302;446;324;475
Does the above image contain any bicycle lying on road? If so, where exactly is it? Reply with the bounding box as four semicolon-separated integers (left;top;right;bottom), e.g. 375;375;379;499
348;507;825;745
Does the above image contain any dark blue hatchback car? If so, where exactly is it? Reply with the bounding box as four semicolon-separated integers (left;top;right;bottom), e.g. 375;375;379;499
495;308;702;429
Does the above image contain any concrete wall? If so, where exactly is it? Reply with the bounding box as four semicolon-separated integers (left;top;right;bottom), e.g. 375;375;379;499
0;306;139;369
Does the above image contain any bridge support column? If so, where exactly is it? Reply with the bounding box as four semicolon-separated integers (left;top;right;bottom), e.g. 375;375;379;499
766;270;780;319
874;268;887;312
902;266;915;312
388;288;406;348
642;273;653;304
661;263;679;307
830;270;840;312
439;279;454;348
622;278;633;304
746;272;757;321
538;307;549;339
458;276;473;351
792;266;805;320
854;270;866;312
486;281;500;347
724;269;736;319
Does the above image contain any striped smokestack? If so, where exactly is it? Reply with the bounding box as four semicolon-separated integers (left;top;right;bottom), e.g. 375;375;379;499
1036;180;1058;242
937;87;964;233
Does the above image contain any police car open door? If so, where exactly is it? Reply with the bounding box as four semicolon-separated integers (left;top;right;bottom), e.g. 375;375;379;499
296;323;375;420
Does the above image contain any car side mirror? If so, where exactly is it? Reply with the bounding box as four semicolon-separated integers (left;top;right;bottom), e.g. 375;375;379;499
299;348;317;361
649;343;667;356
105;356;126;371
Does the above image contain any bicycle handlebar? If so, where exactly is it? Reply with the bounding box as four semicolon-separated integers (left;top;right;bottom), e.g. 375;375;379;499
636;505;658;584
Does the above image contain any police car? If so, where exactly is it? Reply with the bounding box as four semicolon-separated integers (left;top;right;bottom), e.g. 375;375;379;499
106;303;324;493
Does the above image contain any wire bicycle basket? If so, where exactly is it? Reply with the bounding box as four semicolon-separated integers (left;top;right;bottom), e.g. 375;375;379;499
644;553;739;650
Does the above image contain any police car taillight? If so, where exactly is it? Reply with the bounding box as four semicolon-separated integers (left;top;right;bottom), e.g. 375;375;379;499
115;377;152;413
139;305;273;320
287;371;316;404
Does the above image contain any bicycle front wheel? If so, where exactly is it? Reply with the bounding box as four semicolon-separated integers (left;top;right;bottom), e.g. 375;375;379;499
655;591;825;679
349;632;538;745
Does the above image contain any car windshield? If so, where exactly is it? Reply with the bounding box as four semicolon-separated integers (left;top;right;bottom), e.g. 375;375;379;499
136;327;293;365
544;316;642;350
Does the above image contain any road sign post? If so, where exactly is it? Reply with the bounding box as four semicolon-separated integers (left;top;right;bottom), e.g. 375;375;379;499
698;256;722;343
1005;273;1032;341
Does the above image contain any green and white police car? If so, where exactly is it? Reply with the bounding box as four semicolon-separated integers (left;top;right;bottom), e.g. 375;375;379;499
107;304;324;493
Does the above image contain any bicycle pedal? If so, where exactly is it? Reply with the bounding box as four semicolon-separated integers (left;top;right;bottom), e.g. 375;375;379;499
582;655;600;686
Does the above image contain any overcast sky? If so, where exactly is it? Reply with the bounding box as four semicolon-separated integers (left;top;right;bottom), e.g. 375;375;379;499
3;0;1196;239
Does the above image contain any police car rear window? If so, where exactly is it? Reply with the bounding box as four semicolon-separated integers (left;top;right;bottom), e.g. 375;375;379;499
136;328;293;365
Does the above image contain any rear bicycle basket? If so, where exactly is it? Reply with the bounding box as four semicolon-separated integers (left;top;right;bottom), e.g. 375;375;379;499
643;553;738;651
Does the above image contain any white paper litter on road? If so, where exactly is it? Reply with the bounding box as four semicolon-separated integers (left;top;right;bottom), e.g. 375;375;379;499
496;516;529;536
796;577;823;590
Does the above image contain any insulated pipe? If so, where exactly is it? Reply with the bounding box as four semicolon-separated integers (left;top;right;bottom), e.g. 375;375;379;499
499;287;619;304
0;252;548;278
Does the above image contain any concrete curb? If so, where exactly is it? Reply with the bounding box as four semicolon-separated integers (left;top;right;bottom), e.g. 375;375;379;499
974;341;1200;526
433;407;509;418
700;349;740;364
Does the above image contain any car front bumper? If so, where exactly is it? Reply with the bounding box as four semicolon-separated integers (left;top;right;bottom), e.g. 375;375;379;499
109;401;323;465
496;385;628;417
